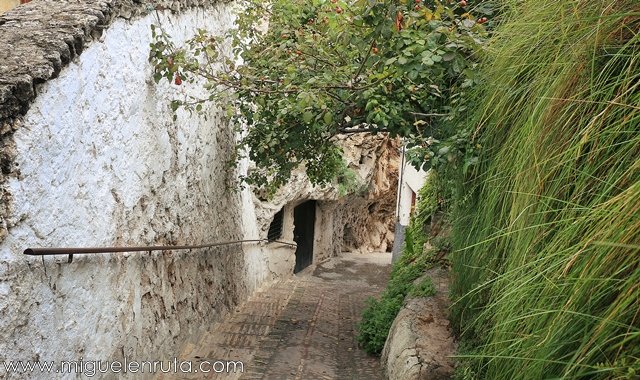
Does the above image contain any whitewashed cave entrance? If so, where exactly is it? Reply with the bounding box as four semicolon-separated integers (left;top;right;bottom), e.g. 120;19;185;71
266;199;339;276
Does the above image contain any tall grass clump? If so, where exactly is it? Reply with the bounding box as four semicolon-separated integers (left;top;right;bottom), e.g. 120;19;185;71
449;0;639;378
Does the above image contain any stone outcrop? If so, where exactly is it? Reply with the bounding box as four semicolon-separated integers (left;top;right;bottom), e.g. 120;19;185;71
338;134;399;253
381;268;456;380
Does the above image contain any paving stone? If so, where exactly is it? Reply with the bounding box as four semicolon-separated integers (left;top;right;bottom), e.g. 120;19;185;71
164;253;391;379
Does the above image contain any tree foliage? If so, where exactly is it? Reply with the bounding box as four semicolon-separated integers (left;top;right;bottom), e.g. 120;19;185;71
149;0;493;193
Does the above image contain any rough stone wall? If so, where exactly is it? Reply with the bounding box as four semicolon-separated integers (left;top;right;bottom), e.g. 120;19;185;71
0;0;232;246
0;0;241;242
0;0;271;375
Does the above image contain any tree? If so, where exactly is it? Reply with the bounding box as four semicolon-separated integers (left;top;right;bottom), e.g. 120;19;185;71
149;0;492;195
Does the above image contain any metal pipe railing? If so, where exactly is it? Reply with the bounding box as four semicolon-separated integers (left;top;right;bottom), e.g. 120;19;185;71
24;239;297;263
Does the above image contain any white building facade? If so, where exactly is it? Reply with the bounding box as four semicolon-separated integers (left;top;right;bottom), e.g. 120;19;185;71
391;146;428;261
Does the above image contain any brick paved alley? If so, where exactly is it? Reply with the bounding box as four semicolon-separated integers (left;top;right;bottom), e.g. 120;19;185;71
163;252;391;379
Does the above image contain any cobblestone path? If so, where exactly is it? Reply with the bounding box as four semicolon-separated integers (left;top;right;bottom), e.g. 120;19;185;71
163;252;391;379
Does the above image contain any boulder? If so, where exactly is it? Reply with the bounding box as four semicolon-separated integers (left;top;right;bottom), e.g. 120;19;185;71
381;268;456;379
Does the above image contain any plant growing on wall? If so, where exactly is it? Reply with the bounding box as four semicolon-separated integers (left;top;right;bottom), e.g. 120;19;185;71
149;0;493;194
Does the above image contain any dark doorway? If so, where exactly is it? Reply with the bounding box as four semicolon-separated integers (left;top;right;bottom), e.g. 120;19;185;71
293;200;316;273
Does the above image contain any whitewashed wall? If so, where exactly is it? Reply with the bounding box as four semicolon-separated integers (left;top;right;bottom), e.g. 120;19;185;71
397;157;428;226
0;4;273;377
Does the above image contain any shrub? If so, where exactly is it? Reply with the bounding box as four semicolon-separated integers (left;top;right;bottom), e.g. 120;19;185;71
357;294;405;355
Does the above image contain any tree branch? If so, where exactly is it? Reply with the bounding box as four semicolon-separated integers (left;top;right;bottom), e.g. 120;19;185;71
338;127;388;134
353;38;376;84
409;112;449;117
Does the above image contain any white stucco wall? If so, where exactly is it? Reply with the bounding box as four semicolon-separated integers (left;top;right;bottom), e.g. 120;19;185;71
0;4;272;377
397;153;428;226
404;164;427;195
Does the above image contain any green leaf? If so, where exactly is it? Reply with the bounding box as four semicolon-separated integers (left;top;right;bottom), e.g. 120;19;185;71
385;57;398;65
437;146;450;156
323;112;333;125
442;52;456;62
303;111;313;123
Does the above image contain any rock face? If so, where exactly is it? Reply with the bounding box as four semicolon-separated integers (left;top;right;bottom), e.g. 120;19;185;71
339;134;399;253
381;268;456;380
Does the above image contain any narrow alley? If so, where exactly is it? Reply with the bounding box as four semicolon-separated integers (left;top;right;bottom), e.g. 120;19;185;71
164;252;391;379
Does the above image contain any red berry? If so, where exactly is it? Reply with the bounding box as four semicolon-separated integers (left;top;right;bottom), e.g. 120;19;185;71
477;17;488;24
372;47;379;54
459;0;467;6
335;6;343;13
174;74;182;85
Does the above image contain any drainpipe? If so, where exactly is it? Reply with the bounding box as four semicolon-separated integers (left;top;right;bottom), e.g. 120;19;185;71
391;142;406;263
